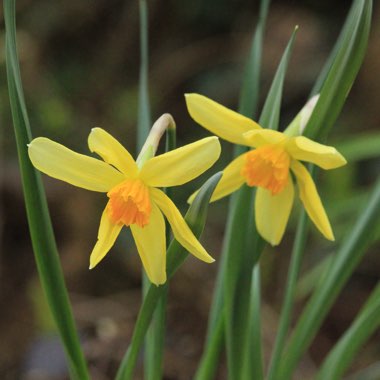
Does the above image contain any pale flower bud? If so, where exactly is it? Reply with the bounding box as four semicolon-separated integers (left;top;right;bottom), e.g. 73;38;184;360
136;113;176;167
284;94;320;137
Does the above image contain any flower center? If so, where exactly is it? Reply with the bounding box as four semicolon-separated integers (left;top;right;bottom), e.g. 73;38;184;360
107;179;151;227
241;145;290;195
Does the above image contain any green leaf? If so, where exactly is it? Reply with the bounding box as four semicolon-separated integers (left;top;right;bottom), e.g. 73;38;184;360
4;1;89;379
316;282;380;380
279;176;380;379
222;184;257;379
238;0;270;119
275;3;373;378
195;2;271;376
295;254;333;301
223;25;297;380
137;0;151;151
115;172;222;380
259;26;298;130
303;0;372;141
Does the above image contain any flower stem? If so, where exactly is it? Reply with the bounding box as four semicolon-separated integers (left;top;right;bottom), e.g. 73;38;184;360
144;121;176;380
241;263;264;380
116;173;222;380
266;209;308;380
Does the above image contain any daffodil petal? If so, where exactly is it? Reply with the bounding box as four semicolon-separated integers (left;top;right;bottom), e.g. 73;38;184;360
286;136;347;169
188;152;246;203
151;188;214;263
291;160;334;241
88;128;138;177
89;207;123;269
130;202;166;285
140;137;221;187
243;129;286;148
255;181;294;246
185;93;261;146
28;137;125;192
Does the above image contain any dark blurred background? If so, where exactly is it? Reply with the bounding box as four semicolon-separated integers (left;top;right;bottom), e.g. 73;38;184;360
1;1;379;379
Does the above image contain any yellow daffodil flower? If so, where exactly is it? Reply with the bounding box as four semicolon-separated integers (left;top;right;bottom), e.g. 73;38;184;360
185;93;347;246
28;126;221;285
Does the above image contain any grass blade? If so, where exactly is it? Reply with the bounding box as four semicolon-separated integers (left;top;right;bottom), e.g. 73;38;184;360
195;2;270;377
137;0;151;150
272;3;372;378
279;176;380;379
238;0;270;119
223;26;297;379
316;282;380;380
303;0;372;141
4;1;89;378
259;26;297;130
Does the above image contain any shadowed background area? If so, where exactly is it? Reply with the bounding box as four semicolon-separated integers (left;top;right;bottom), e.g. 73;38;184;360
1;1;379;379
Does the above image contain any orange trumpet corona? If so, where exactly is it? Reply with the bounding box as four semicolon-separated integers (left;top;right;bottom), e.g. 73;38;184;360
107;179;151;227
241;144;290;195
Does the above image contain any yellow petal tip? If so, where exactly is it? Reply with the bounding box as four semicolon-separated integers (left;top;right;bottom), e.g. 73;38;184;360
203;255;215;263
150;276;167;286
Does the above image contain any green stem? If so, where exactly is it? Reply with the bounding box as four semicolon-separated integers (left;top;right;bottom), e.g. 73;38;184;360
224;187;257;379
117;285;166;380
266;210;308;380
144;287;167;380
145;124;176;380
241;264;264;380
134;1;165;377
115;173;222;380
194;314;225;380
